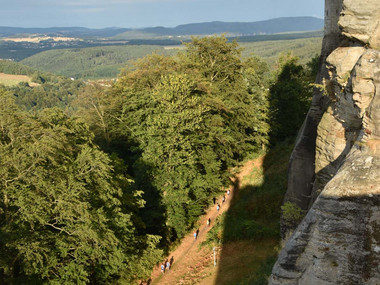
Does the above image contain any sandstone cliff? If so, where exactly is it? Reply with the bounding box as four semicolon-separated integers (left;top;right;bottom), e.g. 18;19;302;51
270;0;380;284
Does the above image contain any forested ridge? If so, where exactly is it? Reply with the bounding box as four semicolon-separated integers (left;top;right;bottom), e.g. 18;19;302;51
0;36;316;284
17;35;322;80
21;45;176;80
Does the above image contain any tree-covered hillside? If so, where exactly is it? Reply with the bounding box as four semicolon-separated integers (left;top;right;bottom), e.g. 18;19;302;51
1;17;322;40
113;17;323;39
21;45;176;79
0;35;317;284
0;59;37;75
241;37;321;66
0;88;163;284
19;36;321;80
74;36;271;241
0;60;84;110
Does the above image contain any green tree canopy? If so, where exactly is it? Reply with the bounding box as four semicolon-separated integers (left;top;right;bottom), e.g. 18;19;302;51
269;53;313;143
0;88;161;284
104;36;270;240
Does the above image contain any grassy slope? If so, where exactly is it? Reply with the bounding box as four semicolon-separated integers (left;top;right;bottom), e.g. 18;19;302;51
0;72;35;86
206;140;294;284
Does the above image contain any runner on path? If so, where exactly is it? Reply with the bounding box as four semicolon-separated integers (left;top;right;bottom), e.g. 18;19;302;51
216;203;220;212
161;264;165;274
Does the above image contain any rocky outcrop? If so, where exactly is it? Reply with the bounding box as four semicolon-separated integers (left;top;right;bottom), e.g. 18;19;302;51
339;0;380;49
270;0;380;283
281;0;342;221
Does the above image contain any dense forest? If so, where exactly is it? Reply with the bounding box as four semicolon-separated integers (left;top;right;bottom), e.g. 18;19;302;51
21;45;176;79
0;36;317;284
18;35;321;80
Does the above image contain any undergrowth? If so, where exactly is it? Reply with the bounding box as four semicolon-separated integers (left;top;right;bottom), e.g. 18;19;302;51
204;140;293;246
238;255;278;285
203;139;294;284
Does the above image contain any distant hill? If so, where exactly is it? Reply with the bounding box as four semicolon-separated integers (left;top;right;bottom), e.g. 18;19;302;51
0;27;130;38
20;34;322;80
0;17;323;40
114;17;323;39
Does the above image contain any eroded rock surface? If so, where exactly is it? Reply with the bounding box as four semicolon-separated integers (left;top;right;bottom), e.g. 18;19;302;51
270;0;380;283
339;0;380;49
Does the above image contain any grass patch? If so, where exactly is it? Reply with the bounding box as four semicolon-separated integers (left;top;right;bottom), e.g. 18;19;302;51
237;255;278;285
0;72;38;87
204;140;294;284
226;141;293;243
216;240;278;285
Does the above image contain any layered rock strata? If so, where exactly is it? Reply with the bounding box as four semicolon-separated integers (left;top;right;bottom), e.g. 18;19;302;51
270;0;380;283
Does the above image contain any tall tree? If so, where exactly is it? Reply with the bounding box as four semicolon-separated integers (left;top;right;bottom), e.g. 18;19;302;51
137;74;223;237
106;36;270;239
0;88;162;284
269;53;313;143
180;36;270;163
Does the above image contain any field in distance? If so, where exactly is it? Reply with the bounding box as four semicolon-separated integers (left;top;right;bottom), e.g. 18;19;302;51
0;72;38;86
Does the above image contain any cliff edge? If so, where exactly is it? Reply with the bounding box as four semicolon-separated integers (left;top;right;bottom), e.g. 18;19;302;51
270;0;380;284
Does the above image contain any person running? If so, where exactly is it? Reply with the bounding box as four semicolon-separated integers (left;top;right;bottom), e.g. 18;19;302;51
213;197;216;204
166;260;170;271
227;189;230;196
207;218;211;227
216;203;220;212
222;195;225;203
194;231;198;240
161;264;165;274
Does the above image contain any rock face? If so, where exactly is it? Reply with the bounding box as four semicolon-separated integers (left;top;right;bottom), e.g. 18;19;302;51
270;0;380;284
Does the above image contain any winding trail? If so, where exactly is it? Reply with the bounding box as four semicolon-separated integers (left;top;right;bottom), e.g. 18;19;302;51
144;158;258;285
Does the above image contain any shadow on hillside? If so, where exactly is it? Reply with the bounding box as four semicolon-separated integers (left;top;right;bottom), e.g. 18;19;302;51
133;159;171;247
97;136;170;249
214;140;294;284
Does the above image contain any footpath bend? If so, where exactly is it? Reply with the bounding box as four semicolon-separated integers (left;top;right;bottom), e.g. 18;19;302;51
144;159;258;285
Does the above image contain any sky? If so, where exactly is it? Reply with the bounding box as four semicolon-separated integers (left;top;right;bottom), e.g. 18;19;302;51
0;0;324;29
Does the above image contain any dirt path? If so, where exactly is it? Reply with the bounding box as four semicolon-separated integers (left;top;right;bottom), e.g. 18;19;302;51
145;158;257;285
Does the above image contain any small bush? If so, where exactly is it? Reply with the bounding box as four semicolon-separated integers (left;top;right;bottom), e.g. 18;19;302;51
281;202;303;228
